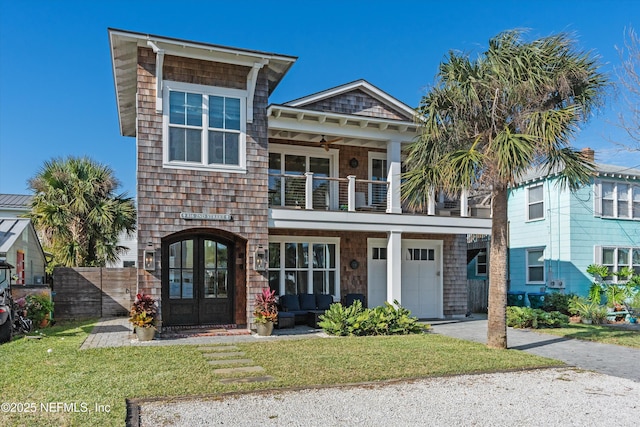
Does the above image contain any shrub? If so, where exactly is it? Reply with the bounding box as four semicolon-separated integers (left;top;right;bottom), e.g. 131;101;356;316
26;293;54;324
507;306;569;329
318;300;425;336
317;300;367;336
542;292;576;315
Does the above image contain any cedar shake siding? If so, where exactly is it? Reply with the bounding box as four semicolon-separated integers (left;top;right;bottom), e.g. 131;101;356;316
136;47;269;326
297;89;411;121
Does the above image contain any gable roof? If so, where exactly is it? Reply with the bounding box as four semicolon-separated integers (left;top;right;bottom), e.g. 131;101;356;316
515;162;640;186
0;218;31;254
109;28;298;137
284;80;416;121
0;194;32;211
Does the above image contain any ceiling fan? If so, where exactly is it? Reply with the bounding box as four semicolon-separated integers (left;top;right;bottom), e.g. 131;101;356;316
318;135;342;151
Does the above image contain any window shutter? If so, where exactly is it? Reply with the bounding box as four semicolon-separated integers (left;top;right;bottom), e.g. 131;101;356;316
594;246;602;264
593;180;602;217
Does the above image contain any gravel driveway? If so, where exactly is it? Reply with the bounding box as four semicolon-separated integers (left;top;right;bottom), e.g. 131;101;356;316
137;368;639;426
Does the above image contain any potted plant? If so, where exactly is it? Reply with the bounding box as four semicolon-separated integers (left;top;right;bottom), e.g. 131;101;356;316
129;293;158;341
26;293;54;327
253;288;278;336
568;296;599;324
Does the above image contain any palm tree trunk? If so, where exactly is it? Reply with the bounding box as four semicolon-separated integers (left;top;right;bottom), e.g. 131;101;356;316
487;185;508;349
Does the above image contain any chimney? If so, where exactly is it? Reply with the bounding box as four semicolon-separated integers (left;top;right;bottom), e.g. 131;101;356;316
581;147;595;162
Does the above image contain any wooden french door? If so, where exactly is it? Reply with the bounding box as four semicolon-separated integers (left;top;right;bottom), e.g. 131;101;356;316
162;234;234;326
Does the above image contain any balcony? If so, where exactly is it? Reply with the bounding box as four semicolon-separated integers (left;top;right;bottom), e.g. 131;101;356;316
268;172;489;217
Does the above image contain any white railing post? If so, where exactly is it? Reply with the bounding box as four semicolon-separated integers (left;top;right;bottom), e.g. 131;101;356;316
305;172;314;210
347;175;356;212
427;186;436;216
460;188;469;217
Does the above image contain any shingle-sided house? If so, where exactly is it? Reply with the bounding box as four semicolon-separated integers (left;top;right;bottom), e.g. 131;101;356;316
108;28;491;328
507;149;640;298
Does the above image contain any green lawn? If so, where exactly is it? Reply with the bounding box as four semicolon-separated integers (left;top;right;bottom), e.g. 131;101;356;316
1;320;561;426
532;323;640;348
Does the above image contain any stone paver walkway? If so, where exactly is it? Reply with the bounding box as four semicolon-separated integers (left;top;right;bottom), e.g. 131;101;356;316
80;317;327;350
430;316;640;382
194;344;274;383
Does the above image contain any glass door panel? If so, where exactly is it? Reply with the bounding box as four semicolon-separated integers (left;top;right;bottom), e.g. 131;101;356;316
268;153;282;206
285;155;306;207
203;240;228;299
168;240;194;299
371;158;387;205
310;157;330;209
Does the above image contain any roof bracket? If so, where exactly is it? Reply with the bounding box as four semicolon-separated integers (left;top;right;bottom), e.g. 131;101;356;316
147;40;165;113
246;60;268;123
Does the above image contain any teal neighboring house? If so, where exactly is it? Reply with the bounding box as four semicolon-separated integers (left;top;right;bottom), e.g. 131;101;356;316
506;148;640;299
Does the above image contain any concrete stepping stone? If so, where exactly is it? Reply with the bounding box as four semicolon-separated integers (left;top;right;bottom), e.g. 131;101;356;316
197;345;240;352
213;366;265;375
207;358;253;366
219;376;275;384
202;351;245;358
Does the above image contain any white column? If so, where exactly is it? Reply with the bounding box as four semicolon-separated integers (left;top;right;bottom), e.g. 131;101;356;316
387;230;402;306
386;140;402;214
427;186;436;216
305;172;314;210
460;188;469;217
347;175;356;212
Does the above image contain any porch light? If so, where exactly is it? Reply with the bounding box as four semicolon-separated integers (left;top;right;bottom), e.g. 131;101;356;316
254;245;267;271
144;244;156;271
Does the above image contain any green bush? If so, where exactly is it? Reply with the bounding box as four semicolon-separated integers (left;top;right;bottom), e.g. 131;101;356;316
26;293;54;324
317;300;368;336
507;306;569;329
542;292;576;315
318;300;425;336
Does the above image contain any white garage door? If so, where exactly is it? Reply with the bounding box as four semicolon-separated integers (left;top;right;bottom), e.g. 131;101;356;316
367;238;442;318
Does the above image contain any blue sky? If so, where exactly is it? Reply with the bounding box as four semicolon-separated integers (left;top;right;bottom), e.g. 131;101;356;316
1;0;639;196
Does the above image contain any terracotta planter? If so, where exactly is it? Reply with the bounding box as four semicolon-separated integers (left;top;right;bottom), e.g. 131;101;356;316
136;326;156;341
39;314;50;328
256;321;274;336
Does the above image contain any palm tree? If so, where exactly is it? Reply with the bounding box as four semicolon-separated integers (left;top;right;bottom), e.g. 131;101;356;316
28;156;136;268
403;30;607;349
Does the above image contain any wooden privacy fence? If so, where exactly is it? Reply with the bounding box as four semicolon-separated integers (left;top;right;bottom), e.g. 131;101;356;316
52;267;136;319
467;279;488;313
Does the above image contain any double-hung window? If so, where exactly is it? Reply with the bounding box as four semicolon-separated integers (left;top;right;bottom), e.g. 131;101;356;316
526;248;545;284
163;81;246;172
526;184;544;221
476;251;487;276
598;181;640;220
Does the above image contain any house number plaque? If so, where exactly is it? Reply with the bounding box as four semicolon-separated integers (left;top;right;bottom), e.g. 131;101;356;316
180;212;232;221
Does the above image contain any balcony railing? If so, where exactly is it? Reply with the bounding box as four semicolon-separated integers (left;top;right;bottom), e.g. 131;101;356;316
268;173;389;212
268;173;479;217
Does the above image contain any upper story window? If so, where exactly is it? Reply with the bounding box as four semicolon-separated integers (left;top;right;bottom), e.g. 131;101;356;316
598;181;640;220
526;184;544;221
163;81;246;172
